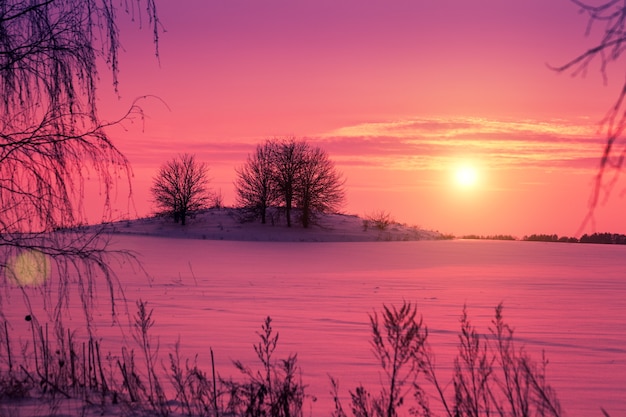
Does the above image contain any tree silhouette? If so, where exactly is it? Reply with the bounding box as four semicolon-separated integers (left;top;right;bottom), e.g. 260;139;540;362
235;141;279;224
0;0;160;325
151;154;212;226
296;145;345;228
235;137;345;228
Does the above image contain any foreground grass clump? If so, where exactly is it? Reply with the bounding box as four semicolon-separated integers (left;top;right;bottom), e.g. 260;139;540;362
1;300;592;417
0;301;306;417
331;302;562;417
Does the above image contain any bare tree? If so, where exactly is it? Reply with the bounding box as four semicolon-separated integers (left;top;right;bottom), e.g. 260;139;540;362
235;141;279;224
296;145;345;228
151;154;212;226
0;1;160;325
555;1;626;220
235;137;345;228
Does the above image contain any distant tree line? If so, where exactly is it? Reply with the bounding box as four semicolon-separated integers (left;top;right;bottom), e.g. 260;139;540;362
523;233;626;244
579;233;626;245
454;233;626;245
523;234;579;243
461;234;516;241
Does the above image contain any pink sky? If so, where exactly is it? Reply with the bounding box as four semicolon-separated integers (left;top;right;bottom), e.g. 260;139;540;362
94;0;626;237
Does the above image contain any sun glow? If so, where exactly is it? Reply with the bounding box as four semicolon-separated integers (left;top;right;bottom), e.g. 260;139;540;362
455;166;478;187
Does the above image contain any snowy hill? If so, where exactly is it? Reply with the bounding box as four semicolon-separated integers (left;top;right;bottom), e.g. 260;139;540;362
101;208;442;242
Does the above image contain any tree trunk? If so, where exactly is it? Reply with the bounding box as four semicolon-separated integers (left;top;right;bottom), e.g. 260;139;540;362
285;196;292;227
302;202;310;228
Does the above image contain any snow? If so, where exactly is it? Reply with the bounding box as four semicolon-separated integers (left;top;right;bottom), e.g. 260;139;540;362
99;208;441;242
1;212;625;416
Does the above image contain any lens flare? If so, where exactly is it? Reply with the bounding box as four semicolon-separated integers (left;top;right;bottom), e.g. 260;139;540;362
8;250;50;287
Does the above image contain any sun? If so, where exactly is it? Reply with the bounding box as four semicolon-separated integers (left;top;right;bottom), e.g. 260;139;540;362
455;166;478;187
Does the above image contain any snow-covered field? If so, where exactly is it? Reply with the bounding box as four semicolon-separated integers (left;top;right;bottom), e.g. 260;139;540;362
1;214;625;416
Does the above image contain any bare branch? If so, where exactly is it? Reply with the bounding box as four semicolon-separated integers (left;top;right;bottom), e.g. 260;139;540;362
0;0;161;333
554;1;626;226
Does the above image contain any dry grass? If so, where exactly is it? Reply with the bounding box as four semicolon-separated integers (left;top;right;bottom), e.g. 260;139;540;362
0;300;609;417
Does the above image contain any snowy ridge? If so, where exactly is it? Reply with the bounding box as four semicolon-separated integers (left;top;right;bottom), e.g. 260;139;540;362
100;208;443;242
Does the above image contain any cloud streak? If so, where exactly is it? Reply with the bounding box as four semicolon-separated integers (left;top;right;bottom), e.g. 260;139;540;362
122;115;605;178
315;116;604;172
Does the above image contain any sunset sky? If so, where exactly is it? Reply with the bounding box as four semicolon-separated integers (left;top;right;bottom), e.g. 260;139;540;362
96;0;626;237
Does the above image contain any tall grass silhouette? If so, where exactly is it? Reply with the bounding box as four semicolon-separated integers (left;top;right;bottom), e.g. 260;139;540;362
0;298;595;416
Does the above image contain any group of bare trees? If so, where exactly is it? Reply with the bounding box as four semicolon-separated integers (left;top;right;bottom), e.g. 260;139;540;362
234;137;345;228
148;1;626;231
1;0;625;415
2;0;625;308
4;0;626;241
149;138;344;229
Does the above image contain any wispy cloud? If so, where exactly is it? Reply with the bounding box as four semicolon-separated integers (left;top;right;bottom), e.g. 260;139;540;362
122;115;605;176
315;116;604;172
